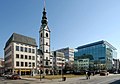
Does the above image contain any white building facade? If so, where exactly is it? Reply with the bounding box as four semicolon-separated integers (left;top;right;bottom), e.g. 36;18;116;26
52;51;65;74
4;33;37;75
56;47;74;64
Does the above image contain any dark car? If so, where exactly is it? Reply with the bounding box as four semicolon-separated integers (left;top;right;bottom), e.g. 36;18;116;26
11;74;21;79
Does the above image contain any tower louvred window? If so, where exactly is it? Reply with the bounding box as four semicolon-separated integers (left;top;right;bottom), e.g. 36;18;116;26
46;33;48;37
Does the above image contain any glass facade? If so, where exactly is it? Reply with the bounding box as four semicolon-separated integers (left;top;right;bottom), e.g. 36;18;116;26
75;40;117;70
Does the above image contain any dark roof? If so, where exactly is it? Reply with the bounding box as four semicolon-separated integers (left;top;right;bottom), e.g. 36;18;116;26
5;33;37;48
76;40;116;50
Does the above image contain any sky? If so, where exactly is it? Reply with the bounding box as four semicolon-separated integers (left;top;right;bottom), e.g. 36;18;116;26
0;0;120;59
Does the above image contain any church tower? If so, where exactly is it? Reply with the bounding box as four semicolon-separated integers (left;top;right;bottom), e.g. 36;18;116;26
39;1;51;74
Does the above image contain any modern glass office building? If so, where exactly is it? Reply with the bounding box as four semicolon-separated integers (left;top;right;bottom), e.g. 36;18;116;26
75;40;117;70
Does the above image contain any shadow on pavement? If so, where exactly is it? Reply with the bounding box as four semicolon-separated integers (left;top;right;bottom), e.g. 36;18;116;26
109;80;120;84
79;78;87;80
21;79;36;81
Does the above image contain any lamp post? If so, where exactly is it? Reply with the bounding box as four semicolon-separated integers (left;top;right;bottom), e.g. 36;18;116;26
40;65;42;81
61;59;64;81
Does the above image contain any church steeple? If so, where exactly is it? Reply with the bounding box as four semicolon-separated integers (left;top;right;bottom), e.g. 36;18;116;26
39;0;51;75
41;0;48;25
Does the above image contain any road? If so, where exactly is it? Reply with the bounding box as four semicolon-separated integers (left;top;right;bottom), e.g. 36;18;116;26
0;74;120;84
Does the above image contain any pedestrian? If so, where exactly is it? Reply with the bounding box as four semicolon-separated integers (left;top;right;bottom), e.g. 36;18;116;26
86;71;88;79
93;71;95;76
87;71;91;79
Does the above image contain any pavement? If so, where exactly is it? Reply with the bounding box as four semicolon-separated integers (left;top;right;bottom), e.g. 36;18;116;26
21;75;98;84
0;74;118;84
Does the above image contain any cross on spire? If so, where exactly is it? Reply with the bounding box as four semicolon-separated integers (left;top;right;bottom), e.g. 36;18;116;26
44;0;46;9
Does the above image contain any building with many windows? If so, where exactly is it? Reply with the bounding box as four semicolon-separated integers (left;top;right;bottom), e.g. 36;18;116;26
4;33;37;75
56;47;74;64
75;40;117;71
52;51;65;74
113;59;119;72
75;58;90;71
0;58;4;74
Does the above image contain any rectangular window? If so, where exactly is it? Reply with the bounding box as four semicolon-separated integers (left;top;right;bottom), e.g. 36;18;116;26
16;61;19;66
46;61;48;65
29;56;31;60
29;48;31;53
32;49;35;53
21;62;24;67
16;46;19;51
32;56;35;60
25;62;28;67
46;57;48;60
25;55;27;59
29;62;31;67
21;47;23;52
25;47;27;52
16;54;19;58
21;55;24;59
32;62;35;67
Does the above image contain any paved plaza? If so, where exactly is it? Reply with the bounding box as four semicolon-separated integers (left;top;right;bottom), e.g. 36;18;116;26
0;74;120;84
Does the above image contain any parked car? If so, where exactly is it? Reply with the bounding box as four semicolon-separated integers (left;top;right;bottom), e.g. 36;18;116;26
100;70;109;76
11;74;21;79
6;74;13;79
114;71;118;74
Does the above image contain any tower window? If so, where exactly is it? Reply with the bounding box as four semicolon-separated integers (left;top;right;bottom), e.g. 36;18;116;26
46;61;48;65
46;50;48;52
46;33;48;37
41;33;43;37
46;42;48;45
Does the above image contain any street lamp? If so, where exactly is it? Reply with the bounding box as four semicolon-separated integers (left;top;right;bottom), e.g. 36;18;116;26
61;59;64;81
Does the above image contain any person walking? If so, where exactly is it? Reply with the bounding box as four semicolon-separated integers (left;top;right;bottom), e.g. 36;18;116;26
86;71;88;79
87;71;91;79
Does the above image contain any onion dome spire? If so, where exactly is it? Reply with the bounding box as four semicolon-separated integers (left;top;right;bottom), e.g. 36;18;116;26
41;0;48;25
